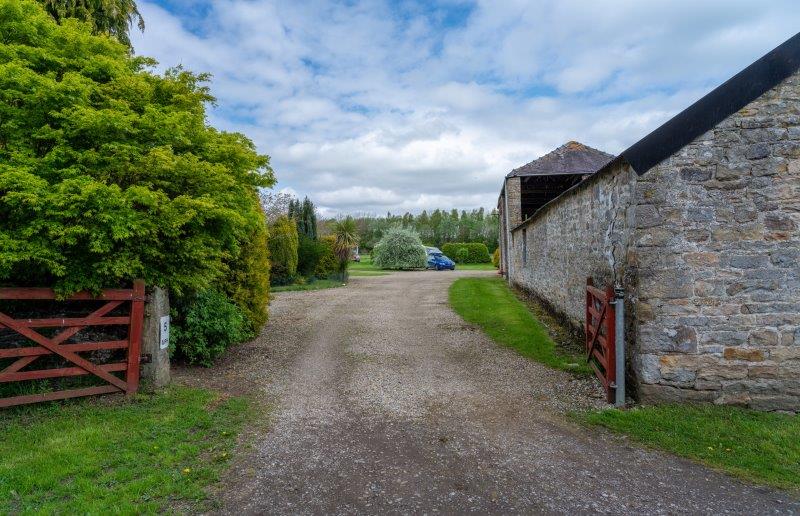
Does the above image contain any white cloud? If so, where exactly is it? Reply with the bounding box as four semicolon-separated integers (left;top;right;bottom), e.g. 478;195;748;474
132;0;800;215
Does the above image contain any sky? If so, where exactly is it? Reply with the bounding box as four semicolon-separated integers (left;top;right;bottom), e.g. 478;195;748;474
132;0;800;217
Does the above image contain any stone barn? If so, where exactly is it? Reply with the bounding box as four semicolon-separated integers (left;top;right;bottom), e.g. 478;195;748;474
497;33;800;411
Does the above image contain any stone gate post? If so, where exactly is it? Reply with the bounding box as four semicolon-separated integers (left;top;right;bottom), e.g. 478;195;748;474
141;286;171;388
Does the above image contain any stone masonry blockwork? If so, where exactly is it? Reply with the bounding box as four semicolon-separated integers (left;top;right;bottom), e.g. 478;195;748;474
505;71;800;411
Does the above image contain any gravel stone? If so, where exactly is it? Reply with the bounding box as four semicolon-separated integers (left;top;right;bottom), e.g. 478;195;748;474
176;270;799;514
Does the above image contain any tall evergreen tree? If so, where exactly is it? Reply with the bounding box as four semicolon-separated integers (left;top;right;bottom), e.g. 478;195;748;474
301;197;318;240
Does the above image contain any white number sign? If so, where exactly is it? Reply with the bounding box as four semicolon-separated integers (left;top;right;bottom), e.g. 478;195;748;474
159;315;170;350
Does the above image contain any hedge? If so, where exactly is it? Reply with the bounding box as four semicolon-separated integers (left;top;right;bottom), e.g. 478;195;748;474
314;236;340;279
441;243;492;263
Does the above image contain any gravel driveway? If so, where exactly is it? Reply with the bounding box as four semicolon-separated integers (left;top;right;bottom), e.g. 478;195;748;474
179;270;798;514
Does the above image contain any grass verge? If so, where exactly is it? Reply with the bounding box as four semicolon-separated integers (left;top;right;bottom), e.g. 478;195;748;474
579;405;800;490
0;386;250;513
271;279;345;292
449;277;589;374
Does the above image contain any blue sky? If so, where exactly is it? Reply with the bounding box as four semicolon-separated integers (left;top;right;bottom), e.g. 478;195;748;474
132;0;800;216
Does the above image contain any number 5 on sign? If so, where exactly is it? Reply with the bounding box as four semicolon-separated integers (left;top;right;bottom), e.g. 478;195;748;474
160;316;170;350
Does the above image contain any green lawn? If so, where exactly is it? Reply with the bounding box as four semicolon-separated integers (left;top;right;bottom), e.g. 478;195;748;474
580;405;800;490
0;387;250;514
271;278;346;292
449;277;589;374
348;254;390;275
455;263;496;271
349;253;494;273
348;255;390;276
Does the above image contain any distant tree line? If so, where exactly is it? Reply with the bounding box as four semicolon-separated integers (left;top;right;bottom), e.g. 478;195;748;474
348;208;500;252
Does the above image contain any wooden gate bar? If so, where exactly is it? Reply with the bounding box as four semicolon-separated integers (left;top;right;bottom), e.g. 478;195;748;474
0;362;128;382
0;385;122;409
0;340;128;359
0;288;138;300
125;280;145;396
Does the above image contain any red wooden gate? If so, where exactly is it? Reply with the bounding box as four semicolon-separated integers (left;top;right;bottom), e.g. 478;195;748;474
0;281;144;408
585;278;616;403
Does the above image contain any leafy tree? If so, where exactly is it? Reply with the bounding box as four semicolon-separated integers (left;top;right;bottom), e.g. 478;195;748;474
372;227;427;270
36;0;144;47
0;1;274;335
268;216;299;285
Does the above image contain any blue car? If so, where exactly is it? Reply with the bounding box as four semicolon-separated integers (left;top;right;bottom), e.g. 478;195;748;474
427;252;455;271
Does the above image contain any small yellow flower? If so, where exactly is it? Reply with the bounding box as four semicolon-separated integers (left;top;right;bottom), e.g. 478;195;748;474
182;468;191;474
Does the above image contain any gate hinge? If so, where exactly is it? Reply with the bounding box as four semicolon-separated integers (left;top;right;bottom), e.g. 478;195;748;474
140;354;152;364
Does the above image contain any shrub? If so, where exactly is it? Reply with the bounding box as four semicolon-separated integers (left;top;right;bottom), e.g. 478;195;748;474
268;216;299;286
0;0;274;302
297;234;324;277
314;236;339;279
455;248;469;263
170;290;251;366
492;248;501;268
441;243;492;263
223;220;270;332
372;227;427;270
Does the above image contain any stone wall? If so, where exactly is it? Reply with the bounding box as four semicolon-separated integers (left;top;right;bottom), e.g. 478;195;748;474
632;72;800;411
508;161;637;328
505;71;800;411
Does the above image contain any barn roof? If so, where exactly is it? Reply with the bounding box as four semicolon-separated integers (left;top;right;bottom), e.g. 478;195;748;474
506;141;613;178
620;31;800;175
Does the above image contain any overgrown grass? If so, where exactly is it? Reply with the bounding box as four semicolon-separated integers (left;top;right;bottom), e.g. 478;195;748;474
449;277;589;374
0;387;250;513
579;405;800;490
271;279;345;292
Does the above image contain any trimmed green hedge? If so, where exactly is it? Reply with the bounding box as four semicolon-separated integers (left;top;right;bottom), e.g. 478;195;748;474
441;243;491;263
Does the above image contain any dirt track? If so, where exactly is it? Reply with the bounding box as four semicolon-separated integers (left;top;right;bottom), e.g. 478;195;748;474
177;270;799;514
